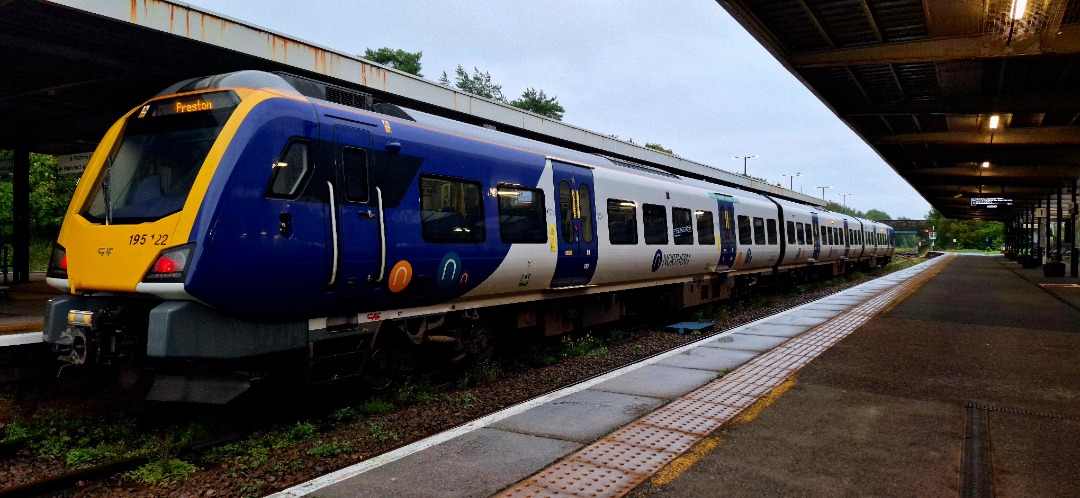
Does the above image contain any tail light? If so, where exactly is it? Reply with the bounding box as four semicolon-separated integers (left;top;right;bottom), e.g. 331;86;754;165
143;243;194;283
47;243;67;278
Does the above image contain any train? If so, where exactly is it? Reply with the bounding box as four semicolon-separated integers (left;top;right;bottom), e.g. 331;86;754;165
42;70;894;403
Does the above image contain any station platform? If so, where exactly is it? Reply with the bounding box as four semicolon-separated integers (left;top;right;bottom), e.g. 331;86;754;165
0;272;57;336
269;253;1080;498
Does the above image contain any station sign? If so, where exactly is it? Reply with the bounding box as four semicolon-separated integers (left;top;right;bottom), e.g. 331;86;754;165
970;197;1014;209
58;152;93;176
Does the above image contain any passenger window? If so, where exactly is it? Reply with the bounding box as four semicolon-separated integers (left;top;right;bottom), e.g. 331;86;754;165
738;215;752;245
497;185;546;243
672;207;693;245
343;147;369;202
796;222;805;245
786;221;796;244
767;219;778;245
753;217;766;245
419;175;485;243
643;203;668;245
607;199;638;245
579;184;594;244
821;227;828;245
697;211;716;245
804;224;813;245
267;139;312;198
559;181;574;244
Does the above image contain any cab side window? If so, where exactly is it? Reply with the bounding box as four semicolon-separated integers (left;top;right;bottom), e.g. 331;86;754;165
267;139;312;198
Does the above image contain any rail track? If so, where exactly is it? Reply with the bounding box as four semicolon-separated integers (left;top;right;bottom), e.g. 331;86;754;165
0;259;919;497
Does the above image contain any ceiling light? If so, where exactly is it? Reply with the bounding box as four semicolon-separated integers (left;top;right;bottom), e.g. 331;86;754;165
1011;0;1027;20
989;115;1000;129
982;161;991;168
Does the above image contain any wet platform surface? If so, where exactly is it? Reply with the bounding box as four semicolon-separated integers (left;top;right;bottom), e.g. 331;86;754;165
278;254;1066;498
0;272;57;335
628;254;1080;498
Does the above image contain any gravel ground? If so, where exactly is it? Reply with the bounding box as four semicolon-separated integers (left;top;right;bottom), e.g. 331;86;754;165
0;263;912;498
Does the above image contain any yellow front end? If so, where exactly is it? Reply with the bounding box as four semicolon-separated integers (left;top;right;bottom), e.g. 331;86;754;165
51;86;278;295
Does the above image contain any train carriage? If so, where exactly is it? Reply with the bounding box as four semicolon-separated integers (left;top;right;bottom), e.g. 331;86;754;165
42;71;893;402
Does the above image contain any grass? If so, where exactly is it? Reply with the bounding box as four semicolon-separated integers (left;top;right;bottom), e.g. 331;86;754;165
308;440;352;458
366;422;400;443
559;333;608;358
395;378;438;404
359;398;395;416
124;458;198;486
204;422;319;470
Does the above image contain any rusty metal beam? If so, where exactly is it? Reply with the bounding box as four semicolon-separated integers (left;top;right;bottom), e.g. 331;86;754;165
871;126;1080;145
791;25;1080;67
835;90;1080;115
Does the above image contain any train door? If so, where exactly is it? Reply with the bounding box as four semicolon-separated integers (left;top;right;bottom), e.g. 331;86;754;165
716;197;737;269
550;161;598;287
810;213;822;261
327;124;383;297
842;220;851;258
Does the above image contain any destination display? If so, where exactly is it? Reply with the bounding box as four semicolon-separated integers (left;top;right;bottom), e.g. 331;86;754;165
970;197;1014;209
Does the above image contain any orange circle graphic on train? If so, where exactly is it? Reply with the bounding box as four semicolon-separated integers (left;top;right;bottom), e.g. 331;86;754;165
388;260;413;293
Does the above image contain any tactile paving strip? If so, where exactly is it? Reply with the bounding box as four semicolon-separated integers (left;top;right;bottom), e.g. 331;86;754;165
497;255;953;498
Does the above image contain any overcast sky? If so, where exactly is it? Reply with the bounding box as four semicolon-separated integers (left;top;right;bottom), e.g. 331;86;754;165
182;0;932;219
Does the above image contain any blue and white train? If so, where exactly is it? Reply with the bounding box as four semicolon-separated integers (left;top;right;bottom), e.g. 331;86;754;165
42;71;893;402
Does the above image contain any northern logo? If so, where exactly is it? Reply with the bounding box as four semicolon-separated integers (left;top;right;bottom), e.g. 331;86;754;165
651;249;691;272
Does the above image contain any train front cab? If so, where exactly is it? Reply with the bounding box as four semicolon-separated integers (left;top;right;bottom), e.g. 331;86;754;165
42;72;328;402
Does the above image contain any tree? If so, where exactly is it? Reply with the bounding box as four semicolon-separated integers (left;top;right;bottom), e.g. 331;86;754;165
440;65;506;102
924;209;1004;250
0;151;78;240
864;209;891;221
362;47;423;76
509;88;565;121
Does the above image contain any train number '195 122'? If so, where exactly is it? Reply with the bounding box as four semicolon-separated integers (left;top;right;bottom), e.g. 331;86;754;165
129;234;169;246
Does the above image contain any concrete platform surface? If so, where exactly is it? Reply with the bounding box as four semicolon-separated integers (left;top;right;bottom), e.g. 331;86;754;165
0;272;60;334
629;254;1080;498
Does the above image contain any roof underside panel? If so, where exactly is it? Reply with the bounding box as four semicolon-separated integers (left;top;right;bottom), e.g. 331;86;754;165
723;0;1080;220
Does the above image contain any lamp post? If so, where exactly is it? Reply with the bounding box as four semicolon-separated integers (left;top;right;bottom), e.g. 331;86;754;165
782;172;802;190
839;193;851;208
816;186;832;200
732;155;757;175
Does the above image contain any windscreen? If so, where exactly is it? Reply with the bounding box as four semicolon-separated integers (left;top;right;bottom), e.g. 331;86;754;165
82;91;240;224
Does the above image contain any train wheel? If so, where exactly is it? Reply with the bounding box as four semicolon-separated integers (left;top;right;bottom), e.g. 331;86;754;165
361;347;394;391
463;322;495;364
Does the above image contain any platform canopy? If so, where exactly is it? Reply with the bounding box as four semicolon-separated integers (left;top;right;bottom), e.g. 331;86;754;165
719;0;1080;220
0;0;822;204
